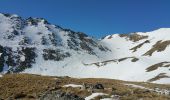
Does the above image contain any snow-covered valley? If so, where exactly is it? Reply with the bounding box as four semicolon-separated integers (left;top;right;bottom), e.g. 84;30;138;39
0;13;170;84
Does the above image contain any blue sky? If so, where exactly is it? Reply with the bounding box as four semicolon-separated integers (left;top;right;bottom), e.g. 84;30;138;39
0;0;170;38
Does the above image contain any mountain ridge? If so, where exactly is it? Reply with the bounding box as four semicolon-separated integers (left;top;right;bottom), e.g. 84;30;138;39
0;13;170;84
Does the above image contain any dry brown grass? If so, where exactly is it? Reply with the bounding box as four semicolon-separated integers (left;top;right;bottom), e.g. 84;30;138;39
128;81;170;90
0;74;56;99
64;78;170;99
118;57;129;62
107;35;113;39
146;62;170;72
130;40;150;52
131;57;139;62
119;33;148;42
143;40;170;56
118;57;139;62
0;74;170;100
61;87;90;98
148;73;169;82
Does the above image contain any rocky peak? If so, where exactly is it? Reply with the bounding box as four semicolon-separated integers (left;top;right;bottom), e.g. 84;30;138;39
0;13;110;73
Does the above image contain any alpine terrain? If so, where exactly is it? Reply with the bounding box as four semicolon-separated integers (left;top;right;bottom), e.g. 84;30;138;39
0;13;170;84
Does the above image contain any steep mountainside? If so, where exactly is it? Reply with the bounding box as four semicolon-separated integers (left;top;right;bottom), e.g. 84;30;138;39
0;13;170;84
0;13;110;73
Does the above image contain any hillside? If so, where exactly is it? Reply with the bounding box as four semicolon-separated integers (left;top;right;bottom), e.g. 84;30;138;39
0;74;170;100
0;13;170;84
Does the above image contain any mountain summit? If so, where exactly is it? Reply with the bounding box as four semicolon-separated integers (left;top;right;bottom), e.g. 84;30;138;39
0;13;170;84
0;13;110;72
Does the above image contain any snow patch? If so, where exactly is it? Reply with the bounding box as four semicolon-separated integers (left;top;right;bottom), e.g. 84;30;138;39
0;74;2;77
20;55;25;62
124;83;149;89
100;98;112;100
85;93;108;100
63;84;83;88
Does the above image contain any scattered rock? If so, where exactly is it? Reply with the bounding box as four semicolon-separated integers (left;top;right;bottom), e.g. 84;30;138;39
13;92;27;99
93;83;104;90
43;49;71;61
39;90;84;100
131;57;139;62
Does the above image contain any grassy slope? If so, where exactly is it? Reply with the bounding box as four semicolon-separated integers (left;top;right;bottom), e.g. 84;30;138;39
0;74;170;100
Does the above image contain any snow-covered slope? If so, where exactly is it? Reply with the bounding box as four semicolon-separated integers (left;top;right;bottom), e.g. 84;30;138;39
101;29;170;84
0;13;110;73
0;13;170;84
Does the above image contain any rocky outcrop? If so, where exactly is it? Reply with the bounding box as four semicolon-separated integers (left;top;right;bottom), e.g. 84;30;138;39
39;90;84;100
0;13;110;73
43;49;70;61
0;46;37;73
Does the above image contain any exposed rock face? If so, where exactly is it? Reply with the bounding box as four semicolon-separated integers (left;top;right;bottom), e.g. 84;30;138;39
83;83;104;92
0;13;110;73
0;45;37;73
43;49;71;61
0;45;5;72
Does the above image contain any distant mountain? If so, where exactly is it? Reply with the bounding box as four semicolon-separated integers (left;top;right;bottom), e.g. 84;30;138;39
0;13;170;84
